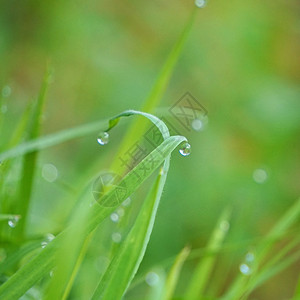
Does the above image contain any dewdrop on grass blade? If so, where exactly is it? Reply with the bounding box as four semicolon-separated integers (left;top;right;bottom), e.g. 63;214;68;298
97;132;109;145
195;0;206;8
8;215;20;228
179;142;191;157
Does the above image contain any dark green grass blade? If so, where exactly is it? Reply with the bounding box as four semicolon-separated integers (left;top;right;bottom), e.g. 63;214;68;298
15;71;51;239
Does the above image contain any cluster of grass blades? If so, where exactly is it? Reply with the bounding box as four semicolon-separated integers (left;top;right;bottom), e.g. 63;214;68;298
1;3;299;300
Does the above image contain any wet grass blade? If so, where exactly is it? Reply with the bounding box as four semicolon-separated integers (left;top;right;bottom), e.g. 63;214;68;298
110;8;197;172
0;134;186;299
48;110;176;299
0;119;107;161
185;208;231;300
161;246;190;300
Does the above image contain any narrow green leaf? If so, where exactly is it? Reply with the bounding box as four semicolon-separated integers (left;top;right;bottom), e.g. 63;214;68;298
16;70;51;239
0;135;186;299
161;246;191;300
0;119;107;162
110;8;197;172
185;208;231;300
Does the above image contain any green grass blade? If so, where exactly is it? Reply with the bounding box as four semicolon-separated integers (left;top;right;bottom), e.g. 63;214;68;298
0;119;107;161
185;208;231;300
161;246;190;300
0;134;186;299
223;197;300;299
110;8;197;172
15;70;51;239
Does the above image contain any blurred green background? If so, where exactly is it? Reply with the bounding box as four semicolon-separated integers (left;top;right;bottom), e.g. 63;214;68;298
1;0;300;299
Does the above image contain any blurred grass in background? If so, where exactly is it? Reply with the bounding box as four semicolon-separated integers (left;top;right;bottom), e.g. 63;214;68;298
0;0;300;299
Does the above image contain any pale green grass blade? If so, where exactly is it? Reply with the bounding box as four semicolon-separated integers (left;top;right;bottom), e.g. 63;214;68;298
91;171;167;300
90;110;175;299
185;208;231;300
110;8;197;172
44;188;92;300
0;134;186;299
223;197;300;299
0;119;107;161
243;242;300;298
0;240;41;274
160;246;190;300
16;71;51;239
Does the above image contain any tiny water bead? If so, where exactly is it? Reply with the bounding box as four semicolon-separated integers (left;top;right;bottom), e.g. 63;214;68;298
97;132;109;145
8;215;20;228
245;252;255;263
42;163;58;183
253;168;268;184
195;0;206;8
239;263;252;276
41;233;55;248
110;212;119;223
111;232;122;243
145;271;160;287
122;197;131;207
179;142;191;157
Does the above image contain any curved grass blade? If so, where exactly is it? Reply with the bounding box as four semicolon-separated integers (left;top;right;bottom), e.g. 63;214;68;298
0;135;186;299
110;8;197;172
48;109;175;299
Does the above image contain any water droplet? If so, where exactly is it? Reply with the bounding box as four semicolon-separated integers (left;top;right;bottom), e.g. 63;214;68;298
122;197;131;207
179;142;191;157
49;270;54;277
41;241;48;248
195;0;206;8
42;164;58;182
97;132;109;145
110;213;119;223
8;215;20;228
253;168;268;184
145;271;160;286
220;220;230;232
41;233;55;248
111;232;122;243
2;85;11;98
239;263;252;275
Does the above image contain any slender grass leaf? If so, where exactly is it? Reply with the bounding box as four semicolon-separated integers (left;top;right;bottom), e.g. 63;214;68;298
185;208;231;300
161;246;190;300
0;134;186;299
